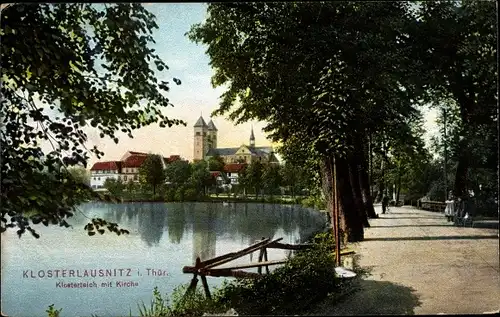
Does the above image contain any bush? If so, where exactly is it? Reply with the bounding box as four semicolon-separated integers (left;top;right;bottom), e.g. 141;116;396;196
184;187;199;201
175;187;185;201
212;236;339;315
301;194;326;210
165;188;177;202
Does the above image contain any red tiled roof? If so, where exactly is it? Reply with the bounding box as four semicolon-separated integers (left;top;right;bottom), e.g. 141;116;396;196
167;155;181;163
163;155;182;164
90;161;121;171
122;155;148;168
223;163;247;173
210;171;222;177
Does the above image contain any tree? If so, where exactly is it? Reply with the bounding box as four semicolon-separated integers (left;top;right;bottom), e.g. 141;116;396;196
208;154;225;171
104;178;125;197
262;163;282;198
411;1;496;199
188;2;420;243
139;154;166;196
245;161;264;198
67;166;90;186
1;3;184;238
165;160;192;187
189;160;211;196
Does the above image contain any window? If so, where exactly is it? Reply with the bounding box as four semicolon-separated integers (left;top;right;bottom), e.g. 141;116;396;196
98;177;101;181
196;132;200;136
124;176;128;181
134;175;138;180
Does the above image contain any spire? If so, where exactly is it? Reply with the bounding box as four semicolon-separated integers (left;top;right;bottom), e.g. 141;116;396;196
207;119;218;131
194;115;207;128
250;125;255;147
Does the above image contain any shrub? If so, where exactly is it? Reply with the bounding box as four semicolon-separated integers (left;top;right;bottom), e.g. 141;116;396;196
184;187;199;201
174;187;185;201
137;285;228;317
46;305;62;317
212;237;339;315
165;188;177;202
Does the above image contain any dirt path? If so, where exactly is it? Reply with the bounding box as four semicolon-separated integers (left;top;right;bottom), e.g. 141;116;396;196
307;206;499;315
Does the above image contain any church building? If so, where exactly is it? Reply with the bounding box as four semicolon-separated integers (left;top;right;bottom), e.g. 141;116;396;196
193;116;279;165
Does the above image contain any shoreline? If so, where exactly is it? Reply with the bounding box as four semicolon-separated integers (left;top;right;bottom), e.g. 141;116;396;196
94;196;309;206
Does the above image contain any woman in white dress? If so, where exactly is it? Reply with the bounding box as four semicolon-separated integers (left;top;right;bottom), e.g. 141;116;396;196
444;193;455;222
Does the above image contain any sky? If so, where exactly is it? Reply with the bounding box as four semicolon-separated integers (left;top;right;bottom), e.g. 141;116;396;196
77;3;438;168
84;3;273;167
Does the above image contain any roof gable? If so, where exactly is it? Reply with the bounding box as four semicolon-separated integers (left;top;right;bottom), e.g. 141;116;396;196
122;155;148;168
223;163;247;173
235;145;251;155
90;161;121;171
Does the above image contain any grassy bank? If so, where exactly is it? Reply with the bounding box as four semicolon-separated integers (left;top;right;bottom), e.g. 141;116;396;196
97;191;327;211
45;232;361;317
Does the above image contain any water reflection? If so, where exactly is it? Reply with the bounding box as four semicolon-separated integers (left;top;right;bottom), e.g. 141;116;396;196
166;203;187;244
137;204;167;247
1;202;325;317
72;202;323;250
191;204;217;262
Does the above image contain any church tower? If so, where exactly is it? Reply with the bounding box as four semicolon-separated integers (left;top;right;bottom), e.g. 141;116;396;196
249;125;255;148
193;116;208;161
207;119;218;151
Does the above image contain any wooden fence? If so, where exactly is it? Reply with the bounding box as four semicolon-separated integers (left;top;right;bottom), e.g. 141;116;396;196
407;200;446;212
182;237;355;299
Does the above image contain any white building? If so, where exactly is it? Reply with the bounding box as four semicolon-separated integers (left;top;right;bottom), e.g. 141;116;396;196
89;161;122;190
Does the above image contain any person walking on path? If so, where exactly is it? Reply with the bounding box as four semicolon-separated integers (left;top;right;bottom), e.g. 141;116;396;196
382;195;390;214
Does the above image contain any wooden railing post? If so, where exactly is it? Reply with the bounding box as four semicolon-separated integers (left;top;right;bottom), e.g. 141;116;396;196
184;257;201;298
263;247;270;274
200;274;212;300
257;237;266;274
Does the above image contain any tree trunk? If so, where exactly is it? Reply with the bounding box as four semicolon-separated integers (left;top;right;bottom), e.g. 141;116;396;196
337;157;364;243
320;155;365;244
348;160;370;227
454;146;469;199
396;170;402;204
377;157;385;202
320;155;335;229
357;137;378;218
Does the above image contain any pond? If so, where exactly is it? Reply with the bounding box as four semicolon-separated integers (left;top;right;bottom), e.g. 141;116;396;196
1;202;326;317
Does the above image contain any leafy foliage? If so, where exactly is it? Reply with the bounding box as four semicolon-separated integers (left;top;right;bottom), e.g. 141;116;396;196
412;0;497;198
46;304;62;317
67;166;90;185
188;2;423;242
139;154;166;196
207;154;225;171
1;3;184;237
165;160;192;187
104;178;125;197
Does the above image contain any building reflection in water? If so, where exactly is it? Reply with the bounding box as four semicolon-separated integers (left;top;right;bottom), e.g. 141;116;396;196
192;203;217;263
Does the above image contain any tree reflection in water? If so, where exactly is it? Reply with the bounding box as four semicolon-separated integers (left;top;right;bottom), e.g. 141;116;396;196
165;203;187;244
137;203;167;247
72;202;326;251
